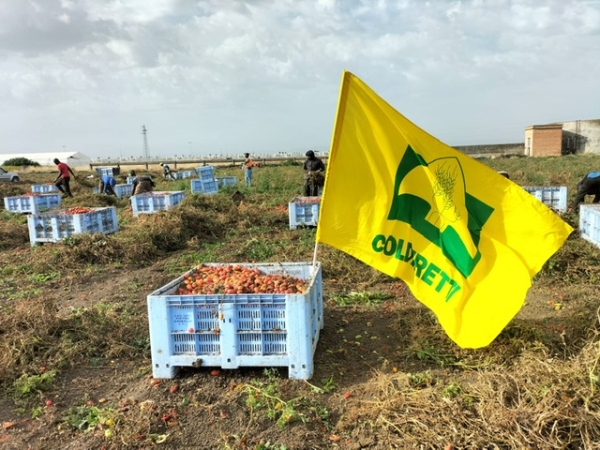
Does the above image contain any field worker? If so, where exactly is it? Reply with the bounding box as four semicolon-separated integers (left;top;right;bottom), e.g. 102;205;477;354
303;150;326;197
160;162;175;180
53;158;75;198
99;174;117;196
242;153;255;187
498;171;510;179
572;171;600;210
132;173;155;195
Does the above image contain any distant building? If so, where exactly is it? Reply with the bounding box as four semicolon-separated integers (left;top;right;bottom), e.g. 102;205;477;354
524;119;600;157
524;124;563;157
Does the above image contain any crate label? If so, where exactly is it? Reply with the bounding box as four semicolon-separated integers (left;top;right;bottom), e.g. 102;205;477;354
171;311;195;331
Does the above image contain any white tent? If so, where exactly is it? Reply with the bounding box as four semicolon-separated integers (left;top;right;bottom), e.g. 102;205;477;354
0;152;92;168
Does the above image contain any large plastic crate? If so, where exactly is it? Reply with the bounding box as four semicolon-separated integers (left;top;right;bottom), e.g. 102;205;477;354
288;197;321;230
580;205;600;249
147;262;323;380
173;170;194;180
216;176;238;188
95;167;120;177
4;194;62;214
31;184;59;193
191;179;219;195
93;183;133;198
522;186;568;213
195;166;216;181
27;207;119;245
126;175;152;185
114;184;133;198
130;191;186;217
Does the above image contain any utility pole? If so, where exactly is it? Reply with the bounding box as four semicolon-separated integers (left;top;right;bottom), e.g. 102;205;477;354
142;125;150;162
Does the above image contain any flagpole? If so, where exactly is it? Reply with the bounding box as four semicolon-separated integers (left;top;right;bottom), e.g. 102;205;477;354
311;240;319;273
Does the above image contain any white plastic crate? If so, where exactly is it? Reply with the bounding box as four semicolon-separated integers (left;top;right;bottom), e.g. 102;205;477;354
31;184;59;193
522;186;568;213
147;262;323;380
130;191;185;217
288;197;321;230
4;194;62;214
195;166;216;181
580;205;600;249
216;176;238;188
27;207;119;245
191;179;219;195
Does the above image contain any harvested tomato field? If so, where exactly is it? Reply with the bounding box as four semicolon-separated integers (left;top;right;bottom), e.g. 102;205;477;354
1;156;600;450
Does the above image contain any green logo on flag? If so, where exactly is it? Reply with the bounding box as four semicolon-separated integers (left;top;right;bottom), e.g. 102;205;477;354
387;146;494;278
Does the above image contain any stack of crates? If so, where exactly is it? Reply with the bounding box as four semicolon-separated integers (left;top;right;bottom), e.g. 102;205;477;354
192;166;218;194
4;193;62;214
27;206;119;245
130;191;186;217
522;186;568;213
31;184;59;193
147;261;323;380
288;197;321;230
580;205;600;250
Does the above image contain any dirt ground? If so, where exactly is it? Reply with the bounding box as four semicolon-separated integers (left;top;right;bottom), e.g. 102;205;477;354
0;259;586;450
0;163;598;449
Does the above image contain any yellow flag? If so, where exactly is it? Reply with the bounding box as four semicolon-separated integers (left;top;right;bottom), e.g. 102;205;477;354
316;71;573;348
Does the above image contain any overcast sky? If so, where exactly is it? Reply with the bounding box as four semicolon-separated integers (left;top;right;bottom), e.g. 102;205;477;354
1;0;599;160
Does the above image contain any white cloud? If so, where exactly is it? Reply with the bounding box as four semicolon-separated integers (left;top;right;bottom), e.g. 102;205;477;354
0;0;599;158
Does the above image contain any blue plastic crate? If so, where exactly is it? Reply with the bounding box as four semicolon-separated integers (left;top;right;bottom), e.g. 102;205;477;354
191;179;219;195
4;194;62;214
27;206;119;245
173;170;194;180
288;197;321;230
147;261;323;380
126;175;152;185
31;184;59;193
114;184;133;198
130;191;185;217
580;205;600;250
522;186;568;213
93;184;132;198
216;176;238;188
95;167;120;177
195;166;216;181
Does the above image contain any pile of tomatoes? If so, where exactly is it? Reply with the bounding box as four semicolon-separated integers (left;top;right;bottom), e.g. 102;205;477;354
59;207;95;215
23;193;41;197
178;264;306;295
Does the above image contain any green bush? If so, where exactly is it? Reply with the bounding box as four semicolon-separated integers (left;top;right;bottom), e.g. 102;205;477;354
2;157;40;167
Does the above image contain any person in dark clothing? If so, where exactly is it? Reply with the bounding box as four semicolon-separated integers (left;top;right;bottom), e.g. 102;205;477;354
303;150;325;197
131;173;155;195
53;158;75;198
572;171;600;210
160;162;175;180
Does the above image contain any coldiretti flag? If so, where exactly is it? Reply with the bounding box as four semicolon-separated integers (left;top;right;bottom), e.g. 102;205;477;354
316;71;573;348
